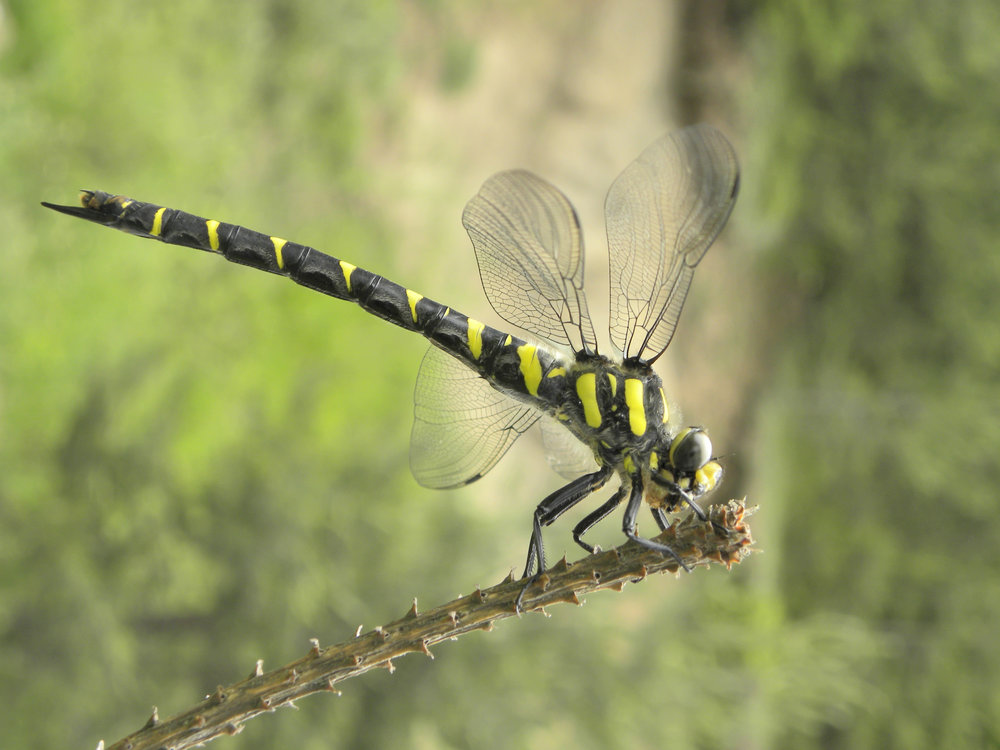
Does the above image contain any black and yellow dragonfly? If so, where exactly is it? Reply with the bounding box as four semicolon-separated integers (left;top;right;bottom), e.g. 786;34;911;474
44;124;739;601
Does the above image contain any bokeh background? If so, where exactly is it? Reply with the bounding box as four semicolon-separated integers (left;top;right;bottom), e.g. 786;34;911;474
2;0;998;747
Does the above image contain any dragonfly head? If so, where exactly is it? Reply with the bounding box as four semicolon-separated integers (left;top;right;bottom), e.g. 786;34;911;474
646;427;723;510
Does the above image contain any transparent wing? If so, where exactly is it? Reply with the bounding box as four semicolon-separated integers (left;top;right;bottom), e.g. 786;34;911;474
463;170;598;355
539;416;599;480
607;124;740;362
410;345;541;489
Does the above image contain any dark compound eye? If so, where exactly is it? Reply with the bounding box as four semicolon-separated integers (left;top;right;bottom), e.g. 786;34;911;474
669;428;712;473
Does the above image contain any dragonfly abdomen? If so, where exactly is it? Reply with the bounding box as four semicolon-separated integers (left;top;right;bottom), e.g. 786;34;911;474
45;191;567;409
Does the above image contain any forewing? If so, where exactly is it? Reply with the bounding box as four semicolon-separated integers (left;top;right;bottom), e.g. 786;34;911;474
606;124;739;362
410;345;540;489
463;170;598;355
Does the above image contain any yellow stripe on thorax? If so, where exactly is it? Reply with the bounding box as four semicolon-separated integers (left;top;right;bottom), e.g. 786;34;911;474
623;454;637;474
547;366;566;379
517;344;543;397
340;261;357;292
659;387;669;423
575;372;602;428
624;378;647;436
607;373;618;397
150;207;166;237
206;220;220;252
270;237;287;270
467;318;485;359
406;290;423;324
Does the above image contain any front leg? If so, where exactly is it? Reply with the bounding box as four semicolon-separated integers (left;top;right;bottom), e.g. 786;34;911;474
622;479;691;573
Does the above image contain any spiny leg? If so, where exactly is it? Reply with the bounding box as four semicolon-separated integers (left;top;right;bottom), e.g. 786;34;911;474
622;481;691;573
522;467;613;578
668;485;733;537
651;506;671;531
517;467;612;612
572;485;628;553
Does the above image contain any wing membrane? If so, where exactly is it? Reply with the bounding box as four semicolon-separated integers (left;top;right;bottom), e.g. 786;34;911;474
607;124;739;362
539;416;599;479
463;170;598;355
410;345;540;488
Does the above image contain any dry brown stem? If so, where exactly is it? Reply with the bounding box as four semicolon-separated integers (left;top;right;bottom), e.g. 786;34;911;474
101;499;755;750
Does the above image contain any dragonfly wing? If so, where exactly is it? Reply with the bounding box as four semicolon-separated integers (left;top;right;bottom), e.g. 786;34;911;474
606;124;739;362
410;345;541;489
463;169;598;355
539;416;599;479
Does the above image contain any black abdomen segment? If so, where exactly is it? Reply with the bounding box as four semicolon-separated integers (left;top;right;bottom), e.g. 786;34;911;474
44;191;568;408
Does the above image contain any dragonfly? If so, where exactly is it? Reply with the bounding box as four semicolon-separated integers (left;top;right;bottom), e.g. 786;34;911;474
44;124;739;606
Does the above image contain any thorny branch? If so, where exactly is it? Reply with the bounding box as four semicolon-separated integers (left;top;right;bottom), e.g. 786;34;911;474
100;499;755;750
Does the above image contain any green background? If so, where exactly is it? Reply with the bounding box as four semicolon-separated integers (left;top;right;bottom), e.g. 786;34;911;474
2;0;998;747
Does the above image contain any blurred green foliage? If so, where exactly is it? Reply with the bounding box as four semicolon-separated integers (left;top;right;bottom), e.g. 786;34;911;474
1;0;998;748
743;0;1000;746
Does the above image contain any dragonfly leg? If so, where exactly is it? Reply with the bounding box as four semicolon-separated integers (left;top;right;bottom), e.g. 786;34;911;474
517;467;612;612
651;505;670;531
623;481;691;573
673;486;735;536
572;485;628;553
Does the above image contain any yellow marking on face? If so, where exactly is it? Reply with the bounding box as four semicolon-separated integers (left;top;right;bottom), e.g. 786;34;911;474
271;237;287;270
150;207;166;237
607;373;618;397
467;317;485;359
339;261;357;292
624;378;647;436
547;367;566;379
695;461;722;491
517;344;542;396
406;289;423;324
669;427;692;466
206;220;220;252
575;372;601;428
659;387;669;423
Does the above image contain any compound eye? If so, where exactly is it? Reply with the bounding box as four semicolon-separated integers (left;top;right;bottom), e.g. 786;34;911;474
669;428;713;473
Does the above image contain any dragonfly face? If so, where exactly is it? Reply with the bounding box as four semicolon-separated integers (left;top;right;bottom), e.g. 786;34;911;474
646;427;722;510
43;124;740;601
